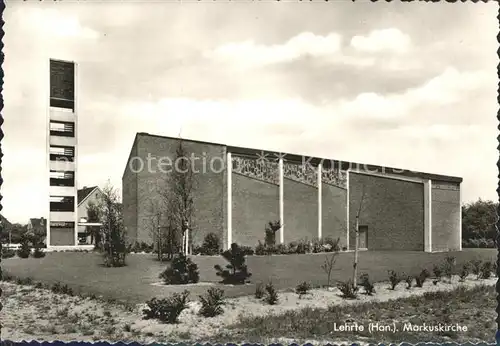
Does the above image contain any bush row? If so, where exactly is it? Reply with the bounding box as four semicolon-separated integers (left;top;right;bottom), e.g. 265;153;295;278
159;243;252;286
462;237;496;248
139;231;345;257
143;287;227;323
3;232;46;259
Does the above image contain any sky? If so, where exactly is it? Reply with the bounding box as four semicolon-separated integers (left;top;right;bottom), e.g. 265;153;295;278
3;1;498;224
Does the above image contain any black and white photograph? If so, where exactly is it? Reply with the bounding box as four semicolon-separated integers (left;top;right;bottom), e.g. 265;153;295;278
1;1;498;344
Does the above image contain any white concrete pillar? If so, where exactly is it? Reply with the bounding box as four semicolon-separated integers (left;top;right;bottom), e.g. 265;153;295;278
279;157;284;244
73;61;79;247
227;152;232;250
424;179;433;252
182;233;186;254
46;59;51;248
346;170;350;250
459;184;462;251
317;162;322;240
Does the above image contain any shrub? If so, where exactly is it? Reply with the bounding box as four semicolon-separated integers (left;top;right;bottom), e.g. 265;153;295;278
264;282;279;305
275;243;288;255
287;241;299;254
199;287;225;317
34;282;44;289
1;271;13;282
51;282;72;295
255;241;267;256
322;237;341;252
61;284;74;296
311;240;322;254
470;259;482;279
31;232;46;258
296;240;310;254
214;243;252;285
255;282;265;299
287;240;310;254
159;253;199;285
415;269;430;288
240;246;255;256
1;247;16;259
264;221;281;247
32;247;46;258
442;256;456;281
479;261;493;280
16;277;33;286
459;263;470;282
432;264;443;282
143;290;190;324
359;273;375;295
337;279;358;299
17;234;32;259
51;282;62;293
492;260;498;276
200;233;221;256
311;237;341;253
464;238;496;249
388;270;402;290
321;252;339;288
404;274;413;289
55;283;73;295
295;281;311;299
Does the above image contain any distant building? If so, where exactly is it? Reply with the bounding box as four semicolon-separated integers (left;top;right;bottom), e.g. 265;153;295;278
28;217;47;241
77;186;103;245
122;133;463;253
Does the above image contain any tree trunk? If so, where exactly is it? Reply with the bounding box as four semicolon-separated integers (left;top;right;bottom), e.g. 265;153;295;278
157;230;162;261
353;216;359;287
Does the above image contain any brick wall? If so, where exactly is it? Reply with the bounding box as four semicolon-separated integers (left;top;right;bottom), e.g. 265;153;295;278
131;135;225;247
322;183;348;248
349;172;425;251
432;182;460;251
283;178;318;244
232;172;279;247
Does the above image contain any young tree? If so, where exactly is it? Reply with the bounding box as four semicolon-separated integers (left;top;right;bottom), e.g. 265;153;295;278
86;201;102;248
100;183;127;267
352;184;367;288
145;197;169;261
159;139;197;259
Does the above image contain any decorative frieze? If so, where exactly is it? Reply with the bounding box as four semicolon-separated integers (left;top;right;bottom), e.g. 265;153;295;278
321;168;347;189
432;182;460;191
232;155;279;185
283;161;318;187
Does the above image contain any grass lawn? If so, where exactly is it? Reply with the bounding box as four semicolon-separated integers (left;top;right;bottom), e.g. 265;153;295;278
1;248;495;304
215;284;497;344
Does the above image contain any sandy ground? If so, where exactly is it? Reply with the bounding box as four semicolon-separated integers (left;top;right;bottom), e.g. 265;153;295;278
1;274;496;343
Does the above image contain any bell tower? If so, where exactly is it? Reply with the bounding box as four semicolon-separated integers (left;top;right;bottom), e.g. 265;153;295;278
47;59;78;248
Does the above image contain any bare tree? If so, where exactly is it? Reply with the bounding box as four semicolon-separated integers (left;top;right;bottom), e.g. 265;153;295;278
352;184;367;288
99;182;127;267
329;181;367;288
158;139;197;259
86;201;102;248
145;197;166;260
321;251;339;288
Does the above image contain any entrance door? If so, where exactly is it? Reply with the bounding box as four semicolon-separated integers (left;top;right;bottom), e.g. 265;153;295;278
358;225;368;249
